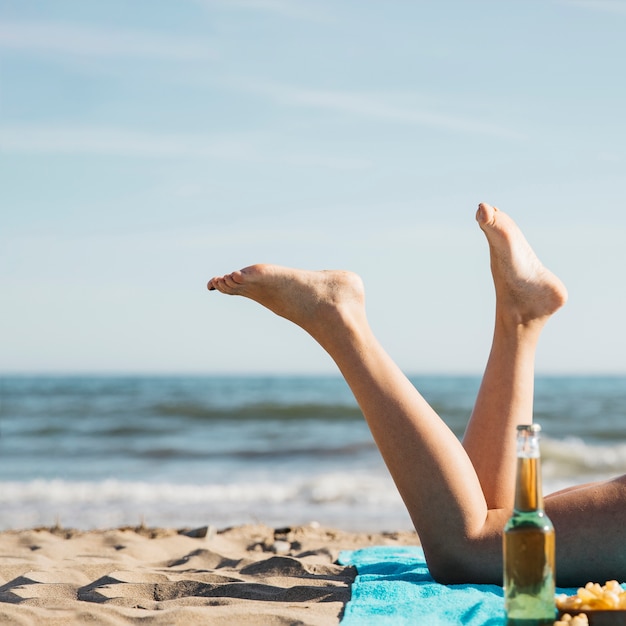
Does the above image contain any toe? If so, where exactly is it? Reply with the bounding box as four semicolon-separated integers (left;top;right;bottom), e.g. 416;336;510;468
476;203;493;226
223;274;241;289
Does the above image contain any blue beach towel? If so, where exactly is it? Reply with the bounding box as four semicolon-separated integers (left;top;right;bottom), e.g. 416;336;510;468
339;546;578;626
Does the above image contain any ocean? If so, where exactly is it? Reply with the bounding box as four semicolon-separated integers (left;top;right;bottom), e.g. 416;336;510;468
1;375;624;532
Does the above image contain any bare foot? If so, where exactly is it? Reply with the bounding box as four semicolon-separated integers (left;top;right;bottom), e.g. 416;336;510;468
476;203;568;325
207;264;366;338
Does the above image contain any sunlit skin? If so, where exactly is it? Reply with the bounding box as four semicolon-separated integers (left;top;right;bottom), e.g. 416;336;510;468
208;203;626;586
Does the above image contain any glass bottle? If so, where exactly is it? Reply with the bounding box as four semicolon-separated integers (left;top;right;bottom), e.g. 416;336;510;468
503;424;556;626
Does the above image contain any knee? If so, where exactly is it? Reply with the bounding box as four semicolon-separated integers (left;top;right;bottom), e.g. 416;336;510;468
425;547;472;584
423;538;502;585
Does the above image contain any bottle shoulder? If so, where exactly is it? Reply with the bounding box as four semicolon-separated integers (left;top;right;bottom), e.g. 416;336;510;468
504;509;554;532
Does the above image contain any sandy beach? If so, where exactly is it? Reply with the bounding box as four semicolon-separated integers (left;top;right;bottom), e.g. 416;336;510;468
0;523;419;626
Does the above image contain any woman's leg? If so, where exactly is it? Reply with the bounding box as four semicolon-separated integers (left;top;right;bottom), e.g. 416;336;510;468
208;262;494;581
462;204;568;511
460;206;626;585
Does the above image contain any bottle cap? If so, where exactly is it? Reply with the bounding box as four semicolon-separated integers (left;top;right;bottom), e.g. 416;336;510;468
516;424;541;433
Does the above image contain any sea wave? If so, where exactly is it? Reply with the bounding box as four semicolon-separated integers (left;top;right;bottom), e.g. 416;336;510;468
0;473;403;507
542;436;626;478
2;436;625;531
0;474;411;531
151;401;364;421
2;434;623;514
1;401;365;425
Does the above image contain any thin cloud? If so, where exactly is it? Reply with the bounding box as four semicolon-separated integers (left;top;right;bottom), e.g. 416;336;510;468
0;125;369;169
0;126;254;158
232;80;525;140
0;20;216;60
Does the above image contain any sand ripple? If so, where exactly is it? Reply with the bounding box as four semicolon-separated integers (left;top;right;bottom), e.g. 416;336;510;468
0;523;418;625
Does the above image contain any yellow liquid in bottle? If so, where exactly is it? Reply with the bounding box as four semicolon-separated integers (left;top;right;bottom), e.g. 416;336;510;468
504;524;555;625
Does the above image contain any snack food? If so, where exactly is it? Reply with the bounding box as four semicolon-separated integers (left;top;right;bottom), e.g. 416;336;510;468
554;613;589;626
556;581;626;612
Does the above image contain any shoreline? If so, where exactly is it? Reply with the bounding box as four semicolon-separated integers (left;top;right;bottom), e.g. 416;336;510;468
0;522;419;626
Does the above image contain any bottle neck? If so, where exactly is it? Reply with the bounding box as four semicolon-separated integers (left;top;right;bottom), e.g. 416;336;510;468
514;455;544;512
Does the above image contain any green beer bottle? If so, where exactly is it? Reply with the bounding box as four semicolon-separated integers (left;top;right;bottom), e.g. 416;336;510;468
503;424;556;626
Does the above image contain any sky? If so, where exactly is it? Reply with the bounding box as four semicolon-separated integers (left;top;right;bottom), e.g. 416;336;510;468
1;0;625;375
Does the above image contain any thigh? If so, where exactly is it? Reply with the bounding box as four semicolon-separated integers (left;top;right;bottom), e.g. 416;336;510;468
545;475;626;586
